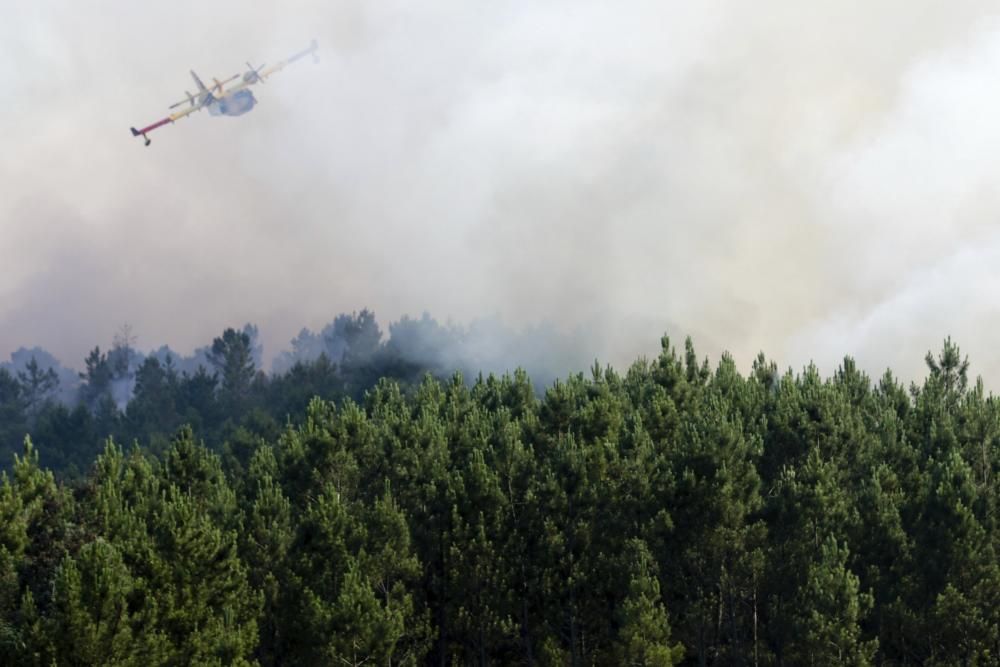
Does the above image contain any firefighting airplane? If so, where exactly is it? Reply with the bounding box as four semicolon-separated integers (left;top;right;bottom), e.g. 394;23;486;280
130;40;318;146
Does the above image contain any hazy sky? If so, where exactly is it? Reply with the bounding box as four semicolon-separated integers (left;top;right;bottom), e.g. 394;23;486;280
3;1;1000;383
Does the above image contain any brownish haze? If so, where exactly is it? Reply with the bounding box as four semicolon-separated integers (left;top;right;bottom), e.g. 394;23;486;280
3;1;1000;381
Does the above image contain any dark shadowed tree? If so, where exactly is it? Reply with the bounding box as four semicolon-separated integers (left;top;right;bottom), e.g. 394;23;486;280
207;328;256;413
16;358;59;421
0;370;27;463
79;347;113;412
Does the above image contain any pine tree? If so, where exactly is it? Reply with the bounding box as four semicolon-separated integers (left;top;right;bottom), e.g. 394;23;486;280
614;539;684;666
241;445;293;666
47;539;157;666
207;327;257;413
79;347;113;411
787;536;877;665
0;370;28;462
16;357;59;420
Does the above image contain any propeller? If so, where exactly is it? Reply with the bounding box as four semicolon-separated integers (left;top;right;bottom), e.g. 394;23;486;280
169;74;238;109
244;62;267;84
213;75;239;94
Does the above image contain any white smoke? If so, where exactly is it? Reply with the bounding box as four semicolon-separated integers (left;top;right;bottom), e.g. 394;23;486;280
3;1;1000;385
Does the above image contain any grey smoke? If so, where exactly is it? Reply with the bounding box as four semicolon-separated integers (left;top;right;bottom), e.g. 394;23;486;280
4;313;601;409
272;311;597;389
4;2;1000;387
1;348;79;405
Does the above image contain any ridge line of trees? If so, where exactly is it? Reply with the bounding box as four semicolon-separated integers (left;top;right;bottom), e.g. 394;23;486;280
2;311;573;475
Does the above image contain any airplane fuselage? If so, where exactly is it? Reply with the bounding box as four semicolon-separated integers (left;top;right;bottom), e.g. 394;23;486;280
207;89;256;116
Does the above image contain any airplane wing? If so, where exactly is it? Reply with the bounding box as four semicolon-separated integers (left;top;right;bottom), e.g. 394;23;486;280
214;77;253;97
168;73;240;109
256;39;318;81
167;105;203;121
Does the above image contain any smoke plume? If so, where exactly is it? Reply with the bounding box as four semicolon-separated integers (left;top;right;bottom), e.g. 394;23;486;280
4;2;1000;386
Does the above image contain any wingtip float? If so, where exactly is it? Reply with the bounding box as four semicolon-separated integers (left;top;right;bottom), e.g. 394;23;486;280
130;40;318;146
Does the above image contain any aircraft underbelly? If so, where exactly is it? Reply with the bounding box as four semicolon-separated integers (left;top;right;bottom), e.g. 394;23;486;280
208;90;256;117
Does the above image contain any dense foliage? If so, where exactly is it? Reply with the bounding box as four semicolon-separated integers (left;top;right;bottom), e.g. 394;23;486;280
0;311;585;477
1;335;999;665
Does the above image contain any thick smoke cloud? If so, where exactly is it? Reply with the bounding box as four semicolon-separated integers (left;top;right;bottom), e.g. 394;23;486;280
272;311;595;390
3;2;1000;385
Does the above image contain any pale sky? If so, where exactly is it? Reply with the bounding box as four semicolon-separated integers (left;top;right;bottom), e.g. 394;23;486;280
3;1;1000;383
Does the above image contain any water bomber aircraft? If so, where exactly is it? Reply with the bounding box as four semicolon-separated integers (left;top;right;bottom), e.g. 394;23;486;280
130;40;318;146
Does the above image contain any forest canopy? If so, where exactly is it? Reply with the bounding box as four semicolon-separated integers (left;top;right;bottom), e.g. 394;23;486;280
1;329;998;665
0;311;593;475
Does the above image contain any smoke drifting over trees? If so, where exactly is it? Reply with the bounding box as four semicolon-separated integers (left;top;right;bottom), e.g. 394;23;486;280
4;311;590;403
6;2;1000;386
7;3;1000;664
0;310;600;472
